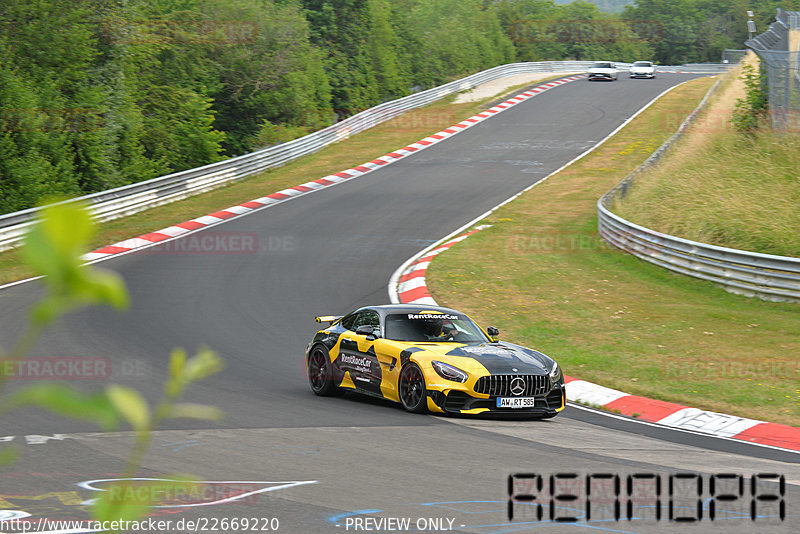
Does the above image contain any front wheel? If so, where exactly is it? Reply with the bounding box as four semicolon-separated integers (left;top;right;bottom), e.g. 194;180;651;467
307;345;340;396
399;363;428;413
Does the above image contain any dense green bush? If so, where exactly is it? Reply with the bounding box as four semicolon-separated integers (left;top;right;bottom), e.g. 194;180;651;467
732;64;769;134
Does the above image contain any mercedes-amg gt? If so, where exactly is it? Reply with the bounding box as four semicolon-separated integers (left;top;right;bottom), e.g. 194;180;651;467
305;305;565;417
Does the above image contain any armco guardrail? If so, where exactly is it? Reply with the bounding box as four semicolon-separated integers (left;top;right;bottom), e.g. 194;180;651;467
598;77;800;302
0;61;728;252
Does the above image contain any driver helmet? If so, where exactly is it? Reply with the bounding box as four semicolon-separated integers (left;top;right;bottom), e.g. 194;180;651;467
420;317;444;337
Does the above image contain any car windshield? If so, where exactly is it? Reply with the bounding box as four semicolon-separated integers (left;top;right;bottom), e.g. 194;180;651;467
633;61;652;67
384;313;490;343
592;62;613;68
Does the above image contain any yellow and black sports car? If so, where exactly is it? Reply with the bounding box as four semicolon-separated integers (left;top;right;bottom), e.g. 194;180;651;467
305;304;565;417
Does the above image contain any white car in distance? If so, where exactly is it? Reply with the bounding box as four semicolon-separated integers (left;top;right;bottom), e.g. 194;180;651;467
630;61;656;79
587;61;618;81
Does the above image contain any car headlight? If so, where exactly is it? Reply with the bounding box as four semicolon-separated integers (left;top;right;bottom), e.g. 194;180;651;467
432;361;468;383
549;362;562;384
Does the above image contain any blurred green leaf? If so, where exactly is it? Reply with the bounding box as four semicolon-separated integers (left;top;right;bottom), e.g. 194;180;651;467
5;383;119;430
80;269;130;310
22;202;93;278
0;447;18;465
167;403;222;421
166;348;187;396
22;201;129;326
93;481;151;529
106;385;150;433
182;348;223;384
30;295;69;325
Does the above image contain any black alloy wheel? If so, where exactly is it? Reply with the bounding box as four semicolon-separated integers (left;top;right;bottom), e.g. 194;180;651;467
399;363;428;413
308;346;339;396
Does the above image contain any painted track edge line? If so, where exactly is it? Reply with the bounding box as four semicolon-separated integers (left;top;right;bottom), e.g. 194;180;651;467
567;403;800;455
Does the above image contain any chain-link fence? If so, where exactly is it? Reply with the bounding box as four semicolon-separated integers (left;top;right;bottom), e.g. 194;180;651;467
722;49;747;63
746;8;800;129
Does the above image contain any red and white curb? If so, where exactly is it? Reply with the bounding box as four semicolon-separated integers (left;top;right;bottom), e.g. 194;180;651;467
392;226;800;453
81;75;584;262
396;226;491;305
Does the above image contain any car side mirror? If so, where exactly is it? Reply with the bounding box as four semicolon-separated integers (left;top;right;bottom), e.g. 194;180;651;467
355;325;379;340
487;326;499;340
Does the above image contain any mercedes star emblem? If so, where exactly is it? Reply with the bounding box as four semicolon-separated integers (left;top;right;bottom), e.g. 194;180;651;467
510;377;525;396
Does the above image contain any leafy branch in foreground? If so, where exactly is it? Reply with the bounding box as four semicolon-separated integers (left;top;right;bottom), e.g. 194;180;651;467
0;200;224;530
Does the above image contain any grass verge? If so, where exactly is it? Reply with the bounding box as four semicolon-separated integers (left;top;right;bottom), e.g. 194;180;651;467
612;57;800;257
0;75;571;286
426;75;800;426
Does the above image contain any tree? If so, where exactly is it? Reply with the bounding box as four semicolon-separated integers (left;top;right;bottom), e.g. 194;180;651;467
195;0;332;153
492;0;652;62
404;0;515;87
367;0;407;101
302;0;380;115
624;0;758;64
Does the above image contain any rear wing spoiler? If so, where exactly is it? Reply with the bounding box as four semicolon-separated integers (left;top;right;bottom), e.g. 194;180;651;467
315;315;342;325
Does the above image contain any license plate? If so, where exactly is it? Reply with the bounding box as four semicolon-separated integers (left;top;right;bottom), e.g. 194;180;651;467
497;397;537;408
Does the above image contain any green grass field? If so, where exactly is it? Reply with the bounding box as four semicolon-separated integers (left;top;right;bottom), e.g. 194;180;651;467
613;130;800;257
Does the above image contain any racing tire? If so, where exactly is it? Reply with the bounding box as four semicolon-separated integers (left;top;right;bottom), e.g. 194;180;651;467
308;345;341;396
399;363;428;414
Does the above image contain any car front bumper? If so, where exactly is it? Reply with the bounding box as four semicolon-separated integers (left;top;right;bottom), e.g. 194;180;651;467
426;382;566;416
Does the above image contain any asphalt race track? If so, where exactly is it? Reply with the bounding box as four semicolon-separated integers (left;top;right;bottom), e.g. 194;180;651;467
0;74;797;533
